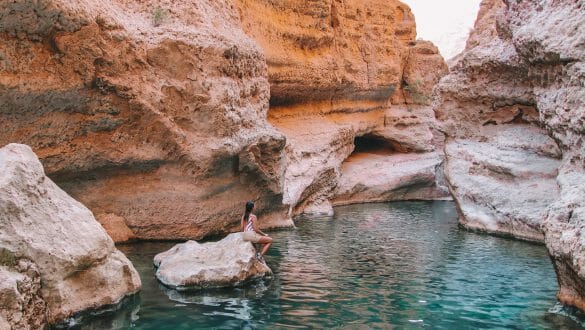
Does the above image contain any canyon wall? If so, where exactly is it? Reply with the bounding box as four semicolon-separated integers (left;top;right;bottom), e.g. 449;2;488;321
236;0;450;215
435;0;585;310
0;0;291;241
0;0;449;241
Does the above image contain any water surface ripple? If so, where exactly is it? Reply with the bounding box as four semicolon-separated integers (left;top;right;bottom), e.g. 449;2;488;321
75;201;585;329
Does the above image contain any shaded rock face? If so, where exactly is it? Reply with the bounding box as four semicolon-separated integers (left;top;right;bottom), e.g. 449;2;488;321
236;0;450;215
0;262;45;330
154;233;272;290
0;0;291;241
444;126;561;242
435;0;585;310
333;151;448;206
0;144;141;327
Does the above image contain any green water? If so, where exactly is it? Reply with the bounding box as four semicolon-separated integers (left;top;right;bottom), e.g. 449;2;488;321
66;201;585;329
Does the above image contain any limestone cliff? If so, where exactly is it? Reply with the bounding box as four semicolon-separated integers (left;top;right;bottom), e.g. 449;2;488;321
0;0;449;239
236;0;450;215
435;0;585;310
0;0;291;240
0;144;141;327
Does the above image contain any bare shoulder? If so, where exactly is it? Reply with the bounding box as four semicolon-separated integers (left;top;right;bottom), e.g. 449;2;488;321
250;214;257;220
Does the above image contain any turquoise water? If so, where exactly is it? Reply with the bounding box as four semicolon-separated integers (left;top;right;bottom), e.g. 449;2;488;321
67;201;585;329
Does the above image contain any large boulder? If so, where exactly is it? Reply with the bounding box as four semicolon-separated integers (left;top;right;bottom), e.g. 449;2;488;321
154;233;272;290
0;143;141;327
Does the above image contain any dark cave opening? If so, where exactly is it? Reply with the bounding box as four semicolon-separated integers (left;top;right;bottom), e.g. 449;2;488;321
353;134;400;155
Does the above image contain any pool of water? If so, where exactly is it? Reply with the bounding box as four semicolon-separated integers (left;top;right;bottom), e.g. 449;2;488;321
69;201;585;329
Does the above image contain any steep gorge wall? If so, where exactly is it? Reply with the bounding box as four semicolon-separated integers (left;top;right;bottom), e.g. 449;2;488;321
435;0;585;310
0;0;291;240
236;0;450;215
1;0;450;241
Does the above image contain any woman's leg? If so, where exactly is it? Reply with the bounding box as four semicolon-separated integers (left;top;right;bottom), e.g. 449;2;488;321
257;236;273;256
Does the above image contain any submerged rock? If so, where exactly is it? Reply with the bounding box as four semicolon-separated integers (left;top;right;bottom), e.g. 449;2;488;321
154;233;272;290
0;143;141;327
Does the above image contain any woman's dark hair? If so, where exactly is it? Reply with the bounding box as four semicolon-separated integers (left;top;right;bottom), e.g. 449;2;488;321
243;201;255;222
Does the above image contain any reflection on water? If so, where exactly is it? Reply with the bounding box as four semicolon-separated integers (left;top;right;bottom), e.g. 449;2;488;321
73;201;585;329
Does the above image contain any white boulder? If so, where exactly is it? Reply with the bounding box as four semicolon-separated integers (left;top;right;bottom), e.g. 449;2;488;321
0;143;141;327
154;233;272;290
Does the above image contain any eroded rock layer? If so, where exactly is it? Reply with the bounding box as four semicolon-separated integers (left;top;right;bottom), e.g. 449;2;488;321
444;126;561;242
0;0;291;240
435;0;585;310
236;0;450;215
1;0;449;237
0;144;141;327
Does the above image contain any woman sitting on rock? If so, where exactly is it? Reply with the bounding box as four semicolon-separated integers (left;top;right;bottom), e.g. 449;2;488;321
241;201;272;262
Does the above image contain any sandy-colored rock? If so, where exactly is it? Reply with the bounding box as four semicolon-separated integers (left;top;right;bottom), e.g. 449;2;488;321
0;143;141;326
435;0;585;310
375;105;441;152
234;0;449;215
0;263;45;330
333;151;449;206
96;213;137;243
154;233;272;290
236;0;417;113
402;41;448;105
434;0;562;241
0;0;448;239
544;166;585;311
0;0;291;240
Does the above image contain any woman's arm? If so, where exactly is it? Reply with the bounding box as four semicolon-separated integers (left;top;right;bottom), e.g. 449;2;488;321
240;216;245;232
252;215;267;236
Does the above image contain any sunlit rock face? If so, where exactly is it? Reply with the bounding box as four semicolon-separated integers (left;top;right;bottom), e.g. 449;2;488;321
0;0;447;241
235;0;450;215
0;144;141;327
435;0;585;310
0;0;449;240
0;0;291;241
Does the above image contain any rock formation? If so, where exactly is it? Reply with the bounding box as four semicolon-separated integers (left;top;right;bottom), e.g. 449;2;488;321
444;126;561;241
435;0;585;310
0;143;141;327
333;151;448;206
236;0;450;215
0;0;449;240
154;233;272;290
0;0;291;241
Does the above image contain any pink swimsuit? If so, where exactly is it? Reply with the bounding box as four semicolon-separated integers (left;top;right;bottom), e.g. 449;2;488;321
245;215;255;232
